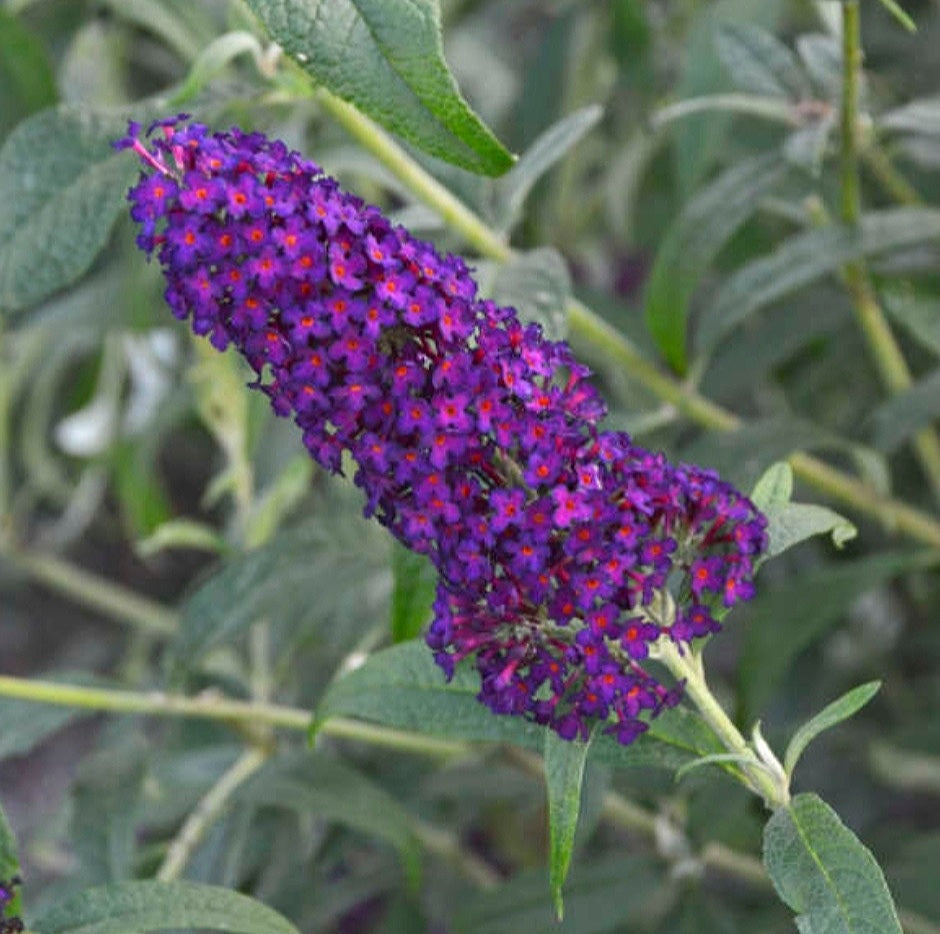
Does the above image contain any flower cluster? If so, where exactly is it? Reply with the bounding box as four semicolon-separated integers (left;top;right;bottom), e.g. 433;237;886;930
0;876;22;934
119;118;767;744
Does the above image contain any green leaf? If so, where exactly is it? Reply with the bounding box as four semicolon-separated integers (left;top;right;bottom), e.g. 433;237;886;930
750;461;793;513
112;437;172;540
544;729;593;921
0;106;140;312
495;105;603;230
244;0;513;175
237;750;420;883
70;738;148;884
874;0;917;33
739;552;933;722
783;682;881;778
243;455;315;550
796;34;841;101
715;22;809;101
170;510;388;671
869;368;940;453
882;288;940;357
0;800;20;884
0;9;57;138
881;96;940;137
456;854;663;934
491;247;571;341
751;462;858;558
32;880;302;934
762;502;857;559
645;154;786;372
390;544;437;644
317;642;711;769
672;0;783;195
763;793;902;934
697;208;940;355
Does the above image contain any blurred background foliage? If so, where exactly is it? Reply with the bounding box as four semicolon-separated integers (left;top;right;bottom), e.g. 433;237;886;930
1;0;939;931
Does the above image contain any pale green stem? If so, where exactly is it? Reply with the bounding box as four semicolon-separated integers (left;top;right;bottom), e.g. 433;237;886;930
314;86;940;547
840;2;940;503
0;675;466;757
157;744;271;880
652;640;789;809
0;545;179;636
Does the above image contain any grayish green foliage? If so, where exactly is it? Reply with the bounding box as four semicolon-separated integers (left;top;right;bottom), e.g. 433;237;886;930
644;153;786;371
715;21;810;100
763;793;902;934
869;368;940;452
317;641;718;769
783;682;881;778
243;0;513;175
0;107;140;311
544;729;593;920
697;208;940;355
32;880;302;934
237;750;420;882
491;247;571;341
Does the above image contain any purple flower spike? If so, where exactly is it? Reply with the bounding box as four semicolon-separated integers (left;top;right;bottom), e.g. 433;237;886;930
121;118;768;745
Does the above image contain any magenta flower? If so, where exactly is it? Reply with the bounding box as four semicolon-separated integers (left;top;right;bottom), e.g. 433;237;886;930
118;118;768;745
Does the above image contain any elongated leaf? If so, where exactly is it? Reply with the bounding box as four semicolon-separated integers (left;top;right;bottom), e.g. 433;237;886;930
0;801;19;884
544;730;593;920
645;154;786;372
238;751;419;880
869;368;940;452
697;208;940;354
171;510;389;670
672;0;783;194
881;95;940;136
0;9;57;137
244;0;513;175
317;641;713;769
495;105;603;229
882;289;940;357
783;682;881;778
456;854;663;934
739;551;933;722
763;793;902;934
71;738;148;885
715;22;809;100
0;107;140;312
796;33;841;100
874;0;917;33
32;880;301;934
491;247;571;340
390;544;436;644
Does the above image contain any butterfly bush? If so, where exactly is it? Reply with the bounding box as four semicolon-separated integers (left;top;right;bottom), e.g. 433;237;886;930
118;118;767;745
